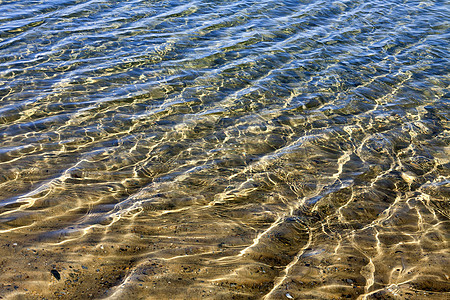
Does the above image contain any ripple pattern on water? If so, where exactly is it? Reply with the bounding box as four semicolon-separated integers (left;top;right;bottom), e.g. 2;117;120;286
0;0;449;299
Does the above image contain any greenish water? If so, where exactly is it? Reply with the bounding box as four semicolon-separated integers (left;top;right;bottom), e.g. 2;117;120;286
0;0;449;299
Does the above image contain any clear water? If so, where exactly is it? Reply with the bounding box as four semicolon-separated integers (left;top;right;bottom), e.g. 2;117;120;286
0;0;449;299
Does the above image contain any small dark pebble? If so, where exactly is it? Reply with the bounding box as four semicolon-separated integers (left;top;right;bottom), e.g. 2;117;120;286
82;265;88;270
51;269;61;280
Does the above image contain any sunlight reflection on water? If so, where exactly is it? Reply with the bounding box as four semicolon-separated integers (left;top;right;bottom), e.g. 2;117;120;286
0;0;449;299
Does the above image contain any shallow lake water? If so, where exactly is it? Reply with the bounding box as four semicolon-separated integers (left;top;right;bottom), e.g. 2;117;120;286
0;0;449;299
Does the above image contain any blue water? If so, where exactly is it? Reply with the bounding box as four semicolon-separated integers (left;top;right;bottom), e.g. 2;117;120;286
0;0;449;299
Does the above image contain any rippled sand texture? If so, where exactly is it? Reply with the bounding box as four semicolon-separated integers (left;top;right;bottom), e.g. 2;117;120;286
0;0;449;299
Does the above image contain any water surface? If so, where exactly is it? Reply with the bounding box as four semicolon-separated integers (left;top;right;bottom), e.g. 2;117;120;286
0;0;449;299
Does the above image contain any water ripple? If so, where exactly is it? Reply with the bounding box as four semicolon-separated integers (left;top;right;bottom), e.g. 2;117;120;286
0;0;449;299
